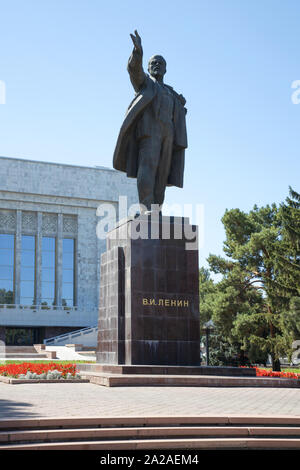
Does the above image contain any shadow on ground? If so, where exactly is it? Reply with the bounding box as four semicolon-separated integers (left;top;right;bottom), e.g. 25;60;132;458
0;399;39;419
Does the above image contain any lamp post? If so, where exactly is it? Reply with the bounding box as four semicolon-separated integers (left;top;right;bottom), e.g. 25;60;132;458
204;319;215;366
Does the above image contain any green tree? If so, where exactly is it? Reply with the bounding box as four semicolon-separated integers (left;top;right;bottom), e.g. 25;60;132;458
199;267;216;328
276;188;300;353
206;257;268;365
199;266;252;366
207;188;300;371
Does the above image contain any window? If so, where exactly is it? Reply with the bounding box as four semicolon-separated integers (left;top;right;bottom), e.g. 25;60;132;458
0;234;14;304
41;237;56;306
62;238;75;306
5;327;43;345
20;235;35;305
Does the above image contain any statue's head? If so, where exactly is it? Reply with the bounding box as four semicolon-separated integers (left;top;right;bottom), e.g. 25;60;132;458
148;55;167;80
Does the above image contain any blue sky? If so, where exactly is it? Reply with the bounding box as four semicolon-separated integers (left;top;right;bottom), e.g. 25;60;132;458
0;0;299;268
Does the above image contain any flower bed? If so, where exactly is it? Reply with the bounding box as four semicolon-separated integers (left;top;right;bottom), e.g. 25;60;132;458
255;367;300;380
240;366;300;380
0;362;80;380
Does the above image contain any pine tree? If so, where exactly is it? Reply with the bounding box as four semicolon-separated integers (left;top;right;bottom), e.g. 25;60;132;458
276;187;300;355
207;188;300;371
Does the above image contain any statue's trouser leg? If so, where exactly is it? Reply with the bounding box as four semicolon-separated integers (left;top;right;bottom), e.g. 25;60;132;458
136;133;162;211
153;123;174;207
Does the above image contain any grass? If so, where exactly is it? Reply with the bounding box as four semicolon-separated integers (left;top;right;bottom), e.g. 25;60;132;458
262;367;300;374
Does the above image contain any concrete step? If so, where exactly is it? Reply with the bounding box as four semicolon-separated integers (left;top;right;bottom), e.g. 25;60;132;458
77;351;96;356
1;437;300;450
0;345;56;360
1;416;300;429
4;347;37;353
78;371;300;388
1;416;300;450
0;353;48;358
2;426;300;444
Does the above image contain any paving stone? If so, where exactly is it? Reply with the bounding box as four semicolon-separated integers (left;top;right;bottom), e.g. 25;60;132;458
0;382;300;419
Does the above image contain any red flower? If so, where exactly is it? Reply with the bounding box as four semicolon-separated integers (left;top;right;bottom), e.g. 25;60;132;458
0;362;77;378
253;366;300;379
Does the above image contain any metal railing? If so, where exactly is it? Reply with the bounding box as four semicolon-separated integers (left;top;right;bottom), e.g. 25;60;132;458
44;325;98;345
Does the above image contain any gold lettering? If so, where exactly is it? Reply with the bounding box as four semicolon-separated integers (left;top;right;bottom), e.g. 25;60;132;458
143;298;190;307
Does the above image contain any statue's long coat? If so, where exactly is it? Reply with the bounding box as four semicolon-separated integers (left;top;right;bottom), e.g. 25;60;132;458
113;75;188;188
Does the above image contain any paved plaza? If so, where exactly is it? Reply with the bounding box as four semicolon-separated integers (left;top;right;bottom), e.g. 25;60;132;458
0;382;300;420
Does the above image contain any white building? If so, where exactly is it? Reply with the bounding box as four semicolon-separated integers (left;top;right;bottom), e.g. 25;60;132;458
0;156;137;345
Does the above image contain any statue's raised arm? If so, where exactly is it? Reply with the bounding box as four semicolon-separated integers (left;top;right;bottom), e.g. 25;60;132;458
130;30;142;55
127;30;146;92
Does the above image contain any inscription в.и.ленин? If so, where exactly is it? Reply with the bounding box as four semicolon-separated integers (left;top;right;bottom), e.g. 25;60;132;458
143;298;189;307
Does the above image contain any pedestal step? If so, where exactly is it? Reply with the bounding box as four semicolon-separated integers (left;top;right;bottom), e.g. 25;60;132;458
78;371;300;388
77;363;256;376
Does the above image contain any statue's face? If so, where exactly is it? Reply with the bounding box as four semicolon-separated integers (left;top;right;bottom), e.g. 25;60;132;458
148;55;166;79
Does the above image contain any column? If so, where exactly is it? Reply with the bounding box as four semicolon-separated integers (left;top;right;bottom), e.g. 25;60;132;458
35;212;42;305
56;214;63;306
14;210;21;304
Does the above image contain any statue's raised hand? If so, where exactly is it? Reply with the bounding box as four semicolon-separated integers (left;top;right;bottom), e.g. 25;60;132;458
130;30;142;54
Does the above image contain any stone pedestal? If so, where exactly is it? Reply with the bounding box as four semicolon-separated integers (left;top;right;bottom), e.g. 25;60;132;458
96;214;200;366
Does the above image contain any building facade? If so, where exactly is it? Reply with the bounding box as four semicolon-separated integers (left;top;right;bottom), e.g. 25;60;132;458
0;156;138;345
